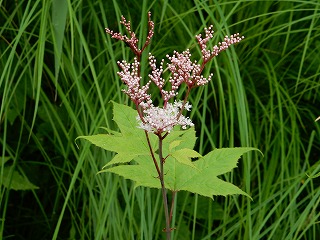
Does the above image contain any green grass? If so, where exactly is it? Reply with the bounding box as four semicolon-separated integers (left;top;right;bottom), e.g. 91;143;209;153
1;0;320;239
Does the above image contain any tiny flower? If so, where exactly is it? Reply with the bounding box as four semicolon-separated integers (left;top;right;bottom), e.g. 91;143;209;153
196;25;244;63
137;101;194;133
106;12;154;56
148;53;178;103
148;53;165;89
117;57;153;108
166;49;212;88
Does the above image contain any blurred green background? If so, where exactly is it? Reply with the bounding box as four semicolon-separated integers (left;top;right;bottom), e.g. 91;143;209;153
1;0;320;239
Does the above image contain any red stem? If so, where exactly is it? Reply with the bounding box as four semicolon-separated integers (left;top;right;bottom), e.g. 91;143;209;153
144;130;161;176
158;134;171;240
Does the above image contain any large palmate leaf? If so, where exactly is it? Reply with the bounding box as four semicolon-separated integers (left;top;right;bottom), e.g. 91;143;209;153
78;102;258;199
106;148;257;199
77;102;154;167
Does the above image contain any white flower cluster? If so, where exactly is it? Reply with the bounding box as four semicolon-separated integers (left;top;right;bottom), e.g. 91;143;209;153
137;101;194;133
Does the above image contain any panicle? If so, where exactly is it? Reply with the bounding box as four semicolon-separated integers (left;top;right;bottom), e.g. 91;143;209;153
107;13;244;134
148;53;178;103
105;12;154;56
166;49;211;88
196;25;244;63
117;57;153;108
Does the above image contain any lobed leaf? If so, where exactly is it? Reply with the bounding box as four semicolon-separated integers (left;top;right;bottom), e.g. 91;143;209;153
79;102;258;199
78;102;198;168
106;147;259;199
170;148;201;169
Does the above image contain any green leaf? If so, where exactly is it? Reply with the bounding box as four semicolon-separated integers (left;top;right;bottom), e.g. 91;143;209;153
78;134;149;155
77;102;198;168
165;126;197;150
102;153;139;168
106;147;259;199
170;148;201;169
2;166;39;190
111;101;144;136
306;171;320;178
1;156;11;166
162;127;197;159
169;140;182;151
78;102;259;199
167;147;257;198
104;155;161;189
77;102;157;166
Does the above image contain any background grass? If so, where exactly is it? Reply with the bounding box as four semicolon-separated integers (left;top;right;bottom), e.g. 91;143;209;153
1;0;320;239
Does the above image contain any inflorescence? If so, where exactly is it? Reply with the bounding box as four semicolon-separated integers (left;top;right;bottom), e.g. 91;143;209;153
105;12;244;134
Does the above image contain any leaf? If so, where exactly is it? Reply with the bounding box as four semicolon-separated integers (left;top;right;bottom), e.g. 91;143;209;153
167;147;257;198
79;102;259;199
170;148;201;168
77;102;157;166
169;140;182;151
111;101;144;136
77;102;198;168
102;153;138;168
1;156;11;166
162;127;197;159
306;171;320;178
104;155;161;189
2;166;39;190
78;134;149;155
106;147;259;199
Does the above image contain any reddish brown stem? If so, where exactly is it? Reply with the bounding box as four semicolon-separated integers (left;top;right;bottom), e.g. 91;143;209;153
144;130;161;176
169;191;177;224
158;134;171;240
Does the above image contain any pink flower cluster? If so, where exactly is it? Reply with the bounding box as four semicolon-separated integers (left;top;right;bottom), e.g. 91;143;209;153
196;25;244;63
106;13;244;134
117;58;152;109
105;12;154;56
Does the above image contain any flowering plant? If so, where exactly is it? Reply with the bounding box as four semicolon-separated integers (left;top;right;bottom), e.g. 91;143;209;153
78;12;259;239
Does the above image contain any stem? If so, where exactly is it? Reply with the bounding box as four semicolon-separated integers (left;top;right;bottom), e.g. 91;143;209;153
123;15;171;238
145;130;161;176
169;191;176;224
163;87;192;140
179;87;191;117
158;134;171;240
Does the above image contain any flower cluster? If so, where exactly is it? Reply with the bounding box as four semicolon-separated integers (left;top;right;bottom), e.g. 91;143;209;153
105;12;154;56
106;13;244;134
196;25;244;63
166;50;213;88
117;58;152;109
137;101;193;133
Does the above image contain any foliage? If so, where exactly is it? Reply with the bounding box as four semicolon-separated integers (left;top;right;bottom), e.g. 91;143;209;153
78;102;257;199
